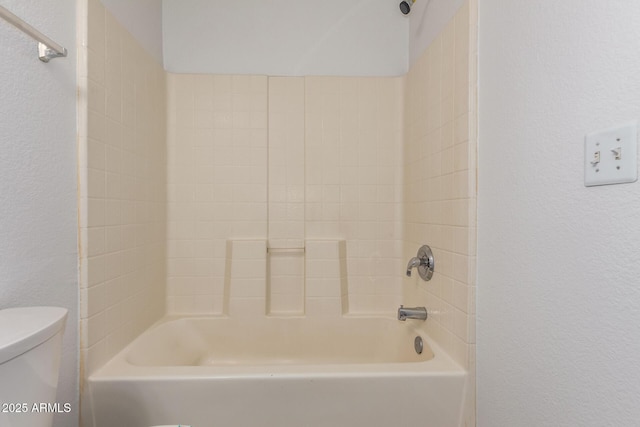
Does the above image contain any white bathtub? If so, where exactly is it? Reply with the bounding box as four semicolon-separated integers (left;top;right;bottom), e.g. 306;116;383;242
88;316;467;427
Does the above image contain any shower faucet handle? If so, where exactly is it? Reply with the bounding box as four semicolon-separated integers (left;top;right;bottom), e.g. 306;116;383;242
405;245;434;281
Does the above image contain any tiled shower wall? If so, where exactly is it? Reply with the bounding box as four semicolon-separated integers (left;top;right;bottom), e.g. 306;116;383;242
403;0;477;424
267;77;305;314
166;74;268;313
166;75;403;315
78;0;167;377
305;77;404;313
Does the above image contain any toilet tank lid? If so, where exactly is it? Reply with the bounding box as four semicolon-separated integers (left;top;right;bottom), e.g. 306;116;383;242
0;307;68;364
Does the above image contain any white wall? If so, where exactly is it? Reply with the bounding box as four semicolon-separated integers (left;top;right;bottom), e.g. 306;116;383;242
0;1;78;426
408;0;465;67
99;0;465;76
100;0;163;64
478;1;640;426
162;0;408;76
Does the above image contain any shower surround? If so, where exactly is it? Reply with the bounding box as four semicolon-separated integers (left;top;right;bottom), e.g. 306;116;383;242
79;0;477;425
165;74;404;316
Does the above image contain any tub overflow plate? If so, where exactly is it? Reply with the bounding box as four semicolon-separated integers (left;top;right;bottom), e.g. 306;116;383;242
414;336;423;355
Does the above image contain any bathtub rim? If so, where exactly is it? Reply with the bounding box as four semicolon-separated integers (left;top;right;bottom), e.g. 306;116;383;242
89;314;466;381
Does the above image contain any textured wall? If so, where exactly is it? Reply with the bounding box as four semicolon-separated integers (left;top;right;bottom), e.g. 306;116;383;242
478;1;640;426
0;1;78;426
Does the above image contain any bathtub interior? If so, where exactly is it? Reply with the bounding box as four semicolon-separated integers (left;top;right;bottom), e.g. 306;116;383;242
125;316;435;366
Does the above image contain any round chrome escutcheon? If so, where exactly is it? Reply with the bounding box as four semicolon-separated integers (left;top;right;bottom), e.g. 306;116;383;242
416;245;434;281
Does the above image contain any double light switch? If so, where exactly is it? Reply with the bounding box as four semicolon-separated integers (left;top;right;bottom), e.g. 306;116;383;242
584;121;638;187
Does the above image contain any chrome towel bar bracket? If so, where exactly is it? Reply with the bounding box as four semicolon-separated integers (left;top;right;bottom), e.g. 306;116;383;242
0;5;68;62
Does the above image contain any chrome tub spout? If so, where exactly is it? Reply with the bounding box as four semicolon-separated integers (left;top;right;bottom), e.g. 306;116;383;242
397;305;427;321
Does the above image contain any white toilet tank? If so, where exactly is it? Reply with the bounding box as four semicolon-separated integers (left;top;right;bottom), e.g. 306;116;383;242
0;307;68;427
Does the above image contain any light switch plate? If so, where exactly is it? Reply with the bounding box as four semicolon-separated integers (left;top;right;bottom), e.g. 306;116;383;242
584;121;638;187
